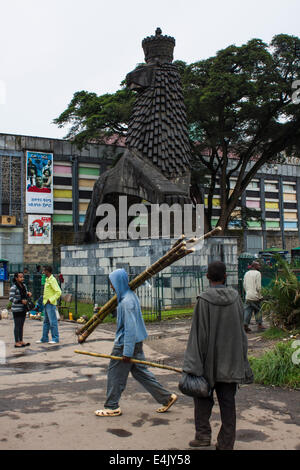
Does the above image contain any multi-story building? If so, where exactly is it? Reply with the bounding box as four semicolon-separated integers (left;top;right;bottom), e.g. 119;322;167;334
0;132;124;268
206;155;300;253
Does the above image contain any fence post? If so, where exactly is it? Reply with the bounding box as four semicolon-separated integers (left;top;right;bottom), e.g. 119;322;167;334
93;275;96;305
157;275;162;321
158;298;162;322
75;275;78;318
107;275;111;302
161;273;164;310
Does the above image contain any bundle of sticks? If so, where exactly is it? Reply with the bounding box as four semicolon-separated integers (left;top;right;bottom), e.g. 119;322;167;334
76;226;222;343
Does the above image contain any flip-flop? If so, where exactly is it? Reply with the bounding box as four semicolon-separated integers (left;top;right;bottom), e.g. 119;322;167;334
156;393;178;413
23;343;31;347
94;408;122;417
15;344;25;348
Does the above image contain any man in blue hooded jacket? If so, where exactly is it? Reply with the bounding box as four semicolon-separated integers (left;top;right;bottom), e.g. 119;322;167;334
95;268;177;417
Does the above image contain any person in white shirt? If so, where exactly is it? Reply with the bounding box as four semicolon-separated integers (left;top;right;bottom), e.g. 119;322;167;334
243;261;266;333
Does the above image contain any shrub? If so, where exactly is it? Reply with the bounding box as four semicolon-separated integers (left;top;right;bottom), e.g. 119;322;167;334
249;340;300;389
261;255;300;329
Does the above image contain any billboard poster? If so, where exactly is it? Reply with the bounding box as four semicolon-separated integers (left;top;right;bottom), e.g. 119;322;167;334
26;151;53;213
28;215;51;245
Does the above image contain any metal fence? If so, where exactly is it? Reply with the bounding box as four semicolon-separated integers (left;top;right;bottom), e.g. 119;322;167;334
59;270;239;321
8;263;60;275
9;269;240;321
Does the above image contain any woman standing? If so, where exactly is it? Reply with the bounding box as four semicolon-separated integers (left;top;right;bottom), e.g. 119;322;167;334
9;272;32;348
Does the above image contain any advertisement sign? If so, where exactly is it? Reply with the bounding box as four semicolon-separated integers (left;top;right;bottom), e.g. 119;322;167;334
28;215;51;245
26;151;53;213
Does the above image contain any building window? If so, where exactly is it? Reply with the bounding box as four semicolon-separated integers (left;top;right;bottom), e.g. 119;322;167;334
265;183;278;192
283;184;296;192
246;200;260;209
0;154;22;224
247;235;263;254
284;222;298;230
247;181;259;190
1;203;9;215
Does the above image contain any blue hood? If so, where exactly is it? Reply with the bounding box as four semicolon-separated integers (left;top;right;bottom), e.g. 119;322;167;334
109;269;130;302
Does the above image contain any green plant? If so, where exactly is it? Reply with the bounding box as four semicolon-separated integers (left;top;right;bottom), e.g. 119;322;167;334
249;340;300;389
6;301;12;310
261;255;300;329
261;327;289;340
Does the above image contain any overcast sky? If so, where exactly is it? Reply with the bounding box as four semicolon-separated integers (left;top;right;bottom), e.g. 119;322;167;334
0;0;299;140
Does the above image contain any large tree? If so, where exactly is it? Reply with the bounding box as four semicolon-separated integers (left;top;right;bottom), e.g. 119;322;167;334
54;34;300;232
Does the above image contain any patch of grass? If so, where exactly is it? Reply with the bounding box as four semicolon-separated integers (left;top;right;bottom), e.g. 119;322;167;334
58;301;93;319
62;302;194;324
59;302;116;323
249;340;300;389
261;327;289;340
144;308;194;322
161;308;194;316
261;327;300;340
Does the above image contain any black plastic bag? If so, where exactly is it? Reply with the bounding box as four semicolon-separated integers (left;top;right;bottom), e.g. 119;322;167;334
178;372;211;398
25;298;35;312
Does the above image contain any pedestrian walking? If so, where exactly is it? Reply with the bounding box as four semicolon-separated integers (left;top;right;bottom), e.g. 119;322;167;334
94;268;177;417
182;261;253;450
36;266;61;344
243;261;266;333
9;272;33;348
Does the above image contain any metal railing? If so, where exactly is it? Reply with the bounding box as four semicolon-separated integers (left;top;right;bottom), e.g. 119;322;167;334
9;269;240;322
8;263;60;275
58;270;239;321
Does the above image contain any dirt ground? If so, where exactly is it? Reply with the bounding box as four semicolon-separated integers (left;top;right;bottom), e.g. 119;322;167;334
0;316;299;451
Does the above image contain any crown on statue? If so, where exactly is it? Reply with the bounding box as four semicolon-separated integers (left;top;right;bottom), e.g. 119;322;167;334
142;28;175;64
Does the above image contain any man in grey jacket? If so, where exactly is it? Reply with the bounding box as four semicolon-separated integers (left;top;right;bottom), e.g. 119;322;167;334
183;261;253;450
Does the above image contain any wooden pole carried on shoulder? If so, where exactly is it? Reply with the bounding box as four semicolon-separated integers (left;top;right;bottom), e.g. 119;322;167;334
76;226;222;343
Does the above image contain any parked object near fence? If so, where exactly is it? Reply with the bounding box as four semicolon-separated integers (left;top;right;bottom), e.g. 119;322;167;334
76;227;222;343
57;294;73;319
0;309;9;320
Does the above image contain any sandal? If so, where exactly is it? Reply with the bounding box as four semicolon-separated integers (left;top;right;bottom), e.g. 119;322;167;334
156;393;178;413
15;344;25;348
94;407;122;417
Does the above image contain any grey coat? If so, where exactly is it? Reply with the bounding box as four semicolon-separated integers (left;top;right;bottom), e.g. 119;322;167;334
9;283;28;315
183;287;254;388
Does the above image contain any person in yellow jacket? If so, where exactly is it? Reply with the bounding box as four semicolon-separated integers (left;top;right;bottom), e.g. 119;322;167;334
36;266;62;344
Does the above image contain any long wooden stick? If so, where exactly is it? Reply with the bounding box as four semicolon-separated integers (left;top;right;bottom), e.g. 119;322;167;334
76;226;222;343
74;349;182;374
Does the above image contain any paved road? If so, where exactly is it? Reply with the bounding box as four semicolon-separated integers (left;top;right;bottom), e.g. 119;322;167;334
0;317;299;450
